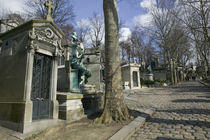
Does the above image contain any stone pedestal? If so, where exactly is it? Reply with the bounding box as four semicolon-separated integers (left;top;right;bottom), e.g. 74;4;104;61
70;69;81;93
57;92;84;121
82;84;96;94
82;94;103;115
147;73;154;81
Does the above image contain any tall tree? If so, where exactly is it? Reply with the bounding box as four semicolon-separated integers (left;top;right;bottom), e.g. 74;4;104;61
177;0;210;78
95;0;130;123
24;0;75;27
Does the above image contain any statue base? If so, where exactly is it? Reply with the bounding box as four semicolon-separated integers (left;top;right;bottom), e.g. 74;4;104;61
147;73;154;81
70;69;81;93
82;93;103;115
82;84;96;94
57;92;85;121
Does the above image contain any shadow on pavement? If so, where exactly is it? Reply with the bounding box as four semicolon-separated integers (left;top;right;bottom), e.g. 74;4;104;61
129;109;151;118
147;117;210;128
156;137;183;140
167;81;210;93
157;109;210;115
172;99;210;103
169;86;210;93
197;96;210;98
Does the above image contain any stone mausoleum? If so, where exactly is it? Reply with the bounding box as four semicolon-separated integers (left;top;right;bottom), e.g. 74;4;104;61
0;0;104;134
121;61;141;89
0;2;65;132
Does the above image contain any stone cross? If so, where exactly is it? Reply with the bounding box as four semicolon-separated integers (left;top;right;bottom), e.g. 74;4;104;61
44;0;55;22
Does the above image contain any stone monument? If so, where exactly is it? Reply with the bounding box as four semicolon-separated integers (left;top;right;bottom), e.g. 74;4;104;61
0;0;64;133
121;59;141;89
147;65;154;81
71;32;91;92
57;32;91;121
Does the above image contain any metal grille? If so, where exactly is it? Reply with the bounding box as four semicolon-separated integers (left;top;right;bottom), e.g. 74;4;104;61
31;53;52;120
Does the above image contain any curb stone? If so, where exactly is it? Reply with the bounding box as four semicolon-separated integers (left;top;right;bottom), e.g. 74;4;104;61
198;80;210;87
109;109;155;140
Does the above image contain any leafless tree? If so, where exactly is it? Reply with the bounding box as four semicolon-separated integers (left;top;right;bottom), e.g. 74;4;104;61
24;0;75;27
143;0;193;84
88;13;104;48
176;0;210;78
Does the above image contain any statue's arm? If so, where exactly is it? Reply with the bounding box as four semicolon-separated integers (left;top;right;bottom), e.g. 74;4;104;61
76;43;85;59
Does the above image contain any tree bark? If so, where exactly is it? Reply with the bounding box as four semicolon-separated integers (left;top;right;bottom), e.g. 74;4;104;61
95;0;130;124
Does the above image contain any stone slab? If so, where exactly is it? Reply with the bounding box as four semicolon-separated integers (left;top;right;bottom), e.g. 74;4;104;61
59;108;85;121
57;92;83;100
109;109;155;140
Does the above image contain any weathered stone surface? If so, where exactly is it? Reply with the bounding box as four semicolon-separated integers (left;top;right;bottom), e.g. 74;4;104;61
0;19;63;133
57;92;83;100
57;93;84;121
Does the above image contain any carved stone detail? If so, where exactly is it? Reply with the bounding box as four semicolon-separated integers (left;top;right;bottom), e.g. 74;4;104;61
28;27;63;57
34;27;58;47
45;28;54;39
28;28;38;52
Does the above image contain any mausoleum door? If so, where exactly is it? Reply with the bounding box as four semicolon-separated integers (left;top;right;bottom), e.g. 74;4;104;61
133;71;138;87
31;53;52;120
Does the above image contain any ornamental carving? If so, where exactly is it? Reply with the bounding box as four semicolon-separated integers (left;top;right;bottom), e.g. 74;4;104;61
34;27;58;46
28;27;64;56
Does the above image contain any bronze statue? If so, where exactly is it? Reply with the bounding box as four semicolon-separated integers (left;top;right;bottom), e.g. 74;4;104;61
71;32;91;87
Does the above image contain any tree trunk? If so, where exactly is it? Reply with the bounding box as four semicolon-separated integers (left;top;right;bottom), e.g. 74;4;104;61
173;60;177;84
95;0;130;124
169;59;174;84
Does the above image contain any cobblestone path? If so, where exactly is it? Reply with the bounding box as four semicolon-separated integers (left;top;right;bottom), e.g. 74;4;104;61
125;81;210;140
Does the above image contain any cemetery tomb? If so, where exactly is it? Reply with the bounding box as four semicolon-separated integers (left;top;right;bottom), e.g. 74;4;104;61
0;19;64;133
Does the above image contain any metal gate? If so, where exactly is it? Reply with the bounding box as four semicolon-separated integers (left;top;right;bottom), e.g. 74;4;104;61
31;53;52;120
133;71;138;87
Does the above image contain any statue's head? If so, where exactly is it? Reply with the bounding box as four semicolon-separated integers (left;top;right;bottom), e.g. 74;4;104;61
71;32;78;41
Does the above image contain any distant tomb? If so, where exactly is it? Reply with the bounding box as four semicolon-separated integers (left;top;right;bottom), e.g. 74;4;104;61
121;61;141;89
83;47;104;93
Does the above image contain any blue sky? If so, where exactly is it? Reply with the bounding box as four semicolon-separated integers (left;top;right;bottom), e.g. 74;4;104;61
0;0;157;42
0;0;156;38
72;0;147;28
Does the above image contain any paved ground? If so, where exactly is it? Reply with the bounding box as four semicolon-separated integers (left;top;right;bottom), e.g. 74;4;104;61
126;81;210;140
1;81;209;140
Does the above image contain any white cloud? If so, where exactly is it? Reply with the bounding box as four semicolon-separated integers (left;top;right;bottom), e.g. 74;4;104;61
133;13;153;27
132;0;157;27
140;0;156;10
119;28;131;42
76;18;91;28
0;0;24;13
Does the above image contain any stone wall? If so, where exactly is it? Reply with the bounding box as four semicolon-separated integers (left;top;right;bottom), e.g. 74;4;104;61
83;48;104;92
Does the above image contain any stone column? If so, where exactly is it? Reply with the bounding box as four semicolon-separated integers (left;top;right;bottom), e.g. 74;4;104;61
23;49;35;123
138;69;141;88
50;56;59;119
